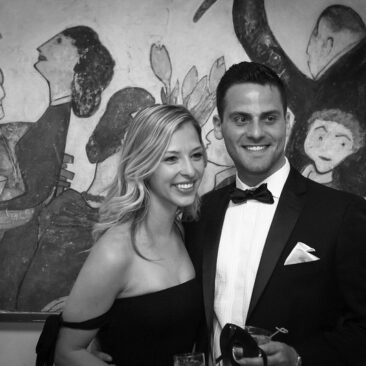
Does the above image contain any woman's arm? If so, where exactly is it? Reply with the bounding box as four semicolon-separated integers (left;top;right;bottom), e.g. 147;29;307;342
55;227;131;366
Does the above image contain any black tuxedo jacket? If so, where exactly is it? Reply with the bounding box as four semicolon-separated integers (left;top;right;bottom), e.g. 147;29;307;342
184;167;366;366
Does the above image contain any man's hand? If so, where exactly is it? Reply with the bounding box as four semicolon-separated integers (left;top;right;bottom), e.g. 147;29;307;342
233;341;299;366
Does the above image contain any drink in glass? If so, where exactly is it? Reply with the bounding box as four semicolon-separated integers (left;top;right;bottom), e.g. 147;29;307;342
173;352;205;366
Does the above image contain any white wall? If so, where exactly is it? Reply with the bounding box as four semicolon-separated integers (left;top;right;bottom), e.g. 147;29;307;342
0;322;42;366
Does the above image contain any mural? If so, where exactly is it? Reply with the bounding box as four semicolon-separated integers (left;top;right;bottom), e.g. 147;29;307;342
150;43;232;193
194;0;366;196
0;26;115;312
0;0;365;315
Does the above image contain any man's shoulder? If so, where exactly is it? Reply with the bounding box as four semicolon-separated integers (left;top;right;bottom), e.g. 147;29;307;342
291;167;365;206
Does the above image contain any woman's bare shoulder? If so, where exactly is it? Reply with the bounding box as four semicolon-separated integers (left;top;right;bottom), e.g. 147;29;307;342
92;223;133;265
62;224;133;321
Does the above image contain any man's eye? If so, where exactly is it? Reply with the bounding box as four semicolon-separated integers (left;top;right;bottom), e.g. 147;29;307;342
266;115;277;123
233;115;247;124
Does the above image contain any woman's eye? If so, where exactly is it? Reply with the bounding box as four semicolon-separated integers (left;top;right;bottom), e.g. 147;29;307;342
163;156;177;163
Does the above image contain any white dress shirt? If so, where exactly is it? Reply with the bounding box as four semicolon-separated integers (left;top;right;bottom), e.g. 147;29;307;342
212;159;290;365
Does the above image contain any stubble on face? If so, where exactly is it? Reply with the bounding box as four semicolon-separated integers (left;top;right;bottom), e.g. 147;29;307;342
215;83;287;186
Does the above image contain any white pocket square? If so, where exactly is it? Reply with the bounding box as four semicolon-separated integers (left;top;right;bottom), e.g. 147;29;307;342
284;242;320;265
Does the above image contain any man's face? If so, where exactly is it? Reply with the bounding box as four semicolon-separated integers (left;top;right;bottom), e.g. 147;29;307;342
304;119;355;173
213;83;287;186
306;18;332;79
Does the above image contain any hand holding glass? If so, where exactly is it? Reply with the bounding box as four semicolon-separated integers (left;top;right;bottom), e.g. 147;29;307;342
232;326;271;360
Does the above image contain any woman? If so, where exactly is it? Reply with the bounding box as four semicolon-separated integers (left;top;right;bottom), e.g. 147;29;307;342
52;104;206;366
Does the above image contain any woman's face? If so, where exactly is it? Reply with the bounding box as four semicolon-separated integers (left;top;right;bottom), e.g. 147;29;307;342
34;32;79;85
304;119;355;173
148;122;205;211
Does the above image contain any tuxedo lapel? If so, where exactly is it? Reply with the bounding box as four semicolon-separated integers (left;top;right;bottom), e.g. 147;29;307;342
202;184;233;330
248;168;307;318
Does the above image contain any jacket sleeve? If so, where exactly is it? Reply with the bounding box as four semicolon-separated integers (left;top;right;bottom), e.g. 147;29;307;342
296;196;366;365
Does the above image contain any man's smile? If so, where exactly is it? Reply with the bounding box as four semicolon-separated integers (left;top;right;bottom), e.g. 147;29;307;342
243;145;269;152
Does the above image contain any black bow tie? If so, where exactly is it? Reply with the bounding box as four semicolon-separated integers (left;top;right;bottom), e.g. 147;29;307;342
230;183;274;204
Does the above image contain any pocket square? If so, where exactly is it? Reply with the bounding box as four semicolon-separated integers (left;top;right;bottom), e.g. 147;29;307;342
284;242;320;265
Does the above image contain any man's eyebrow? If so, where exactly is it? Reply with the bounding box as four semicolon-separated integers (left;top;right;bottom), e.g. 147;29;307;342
261;110;281;117
229;112;251;118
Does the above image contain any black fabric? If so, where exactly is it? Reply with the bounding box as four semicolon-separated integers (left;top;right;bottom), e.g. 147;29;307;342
35;278;203;366
185;167;366;365
97;278;203;366
230;183;274;204
218;323;267;366
36;314;62;366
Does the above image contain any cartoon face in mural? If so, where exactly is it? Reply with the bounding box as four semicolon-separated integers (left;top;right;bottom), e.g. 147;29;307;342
306;18;334;80
306;9;366;80
0;69;5;120
34;33;79;91
34;26;115;117
304;119;355;173
302;109;364;184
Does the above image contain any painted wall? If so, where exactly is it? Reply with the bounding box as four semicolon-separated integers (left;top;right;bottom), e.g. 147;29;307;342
0;0;366;363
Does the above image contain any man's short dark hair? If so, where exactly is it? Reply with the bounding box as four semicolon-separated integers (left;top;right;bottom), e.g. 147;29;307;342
216;61;287;118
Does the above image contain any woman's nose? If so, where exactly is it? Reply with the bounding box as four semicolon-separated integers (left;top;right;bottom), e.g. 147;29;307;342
180;159;195;177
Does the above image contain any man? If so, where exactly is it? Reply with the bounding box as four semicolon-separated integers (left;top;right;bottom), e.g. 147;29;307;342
184;61;366;366
194;1;366;197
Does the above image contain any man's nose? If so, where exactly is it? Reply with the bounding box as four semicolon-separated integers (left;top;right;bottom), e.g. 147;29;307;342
247;121;264;139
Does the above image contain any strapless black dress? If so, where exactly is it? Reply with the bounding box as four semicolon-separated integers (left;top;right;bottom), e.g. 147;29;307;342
98;278;203;365
36;278;204;366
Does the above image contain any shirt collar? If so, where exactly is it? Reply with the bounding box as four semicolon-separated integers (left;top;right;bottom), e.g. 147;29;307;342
50;95;72;106
236;158;290;199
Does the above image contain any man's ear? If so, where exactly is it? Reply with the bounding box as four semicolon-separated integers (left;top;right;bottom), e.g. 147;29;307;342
213;114;224;140
285;110;294;145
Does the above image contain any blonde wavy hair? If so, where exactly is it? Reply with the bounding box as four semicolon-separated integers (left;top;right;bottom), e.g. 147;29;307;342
93;104;206;254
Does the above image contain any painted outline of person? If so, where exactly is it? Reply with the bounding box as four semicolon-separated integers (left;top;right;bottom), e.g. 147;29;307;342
302;109;365;187
0;25;114;311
